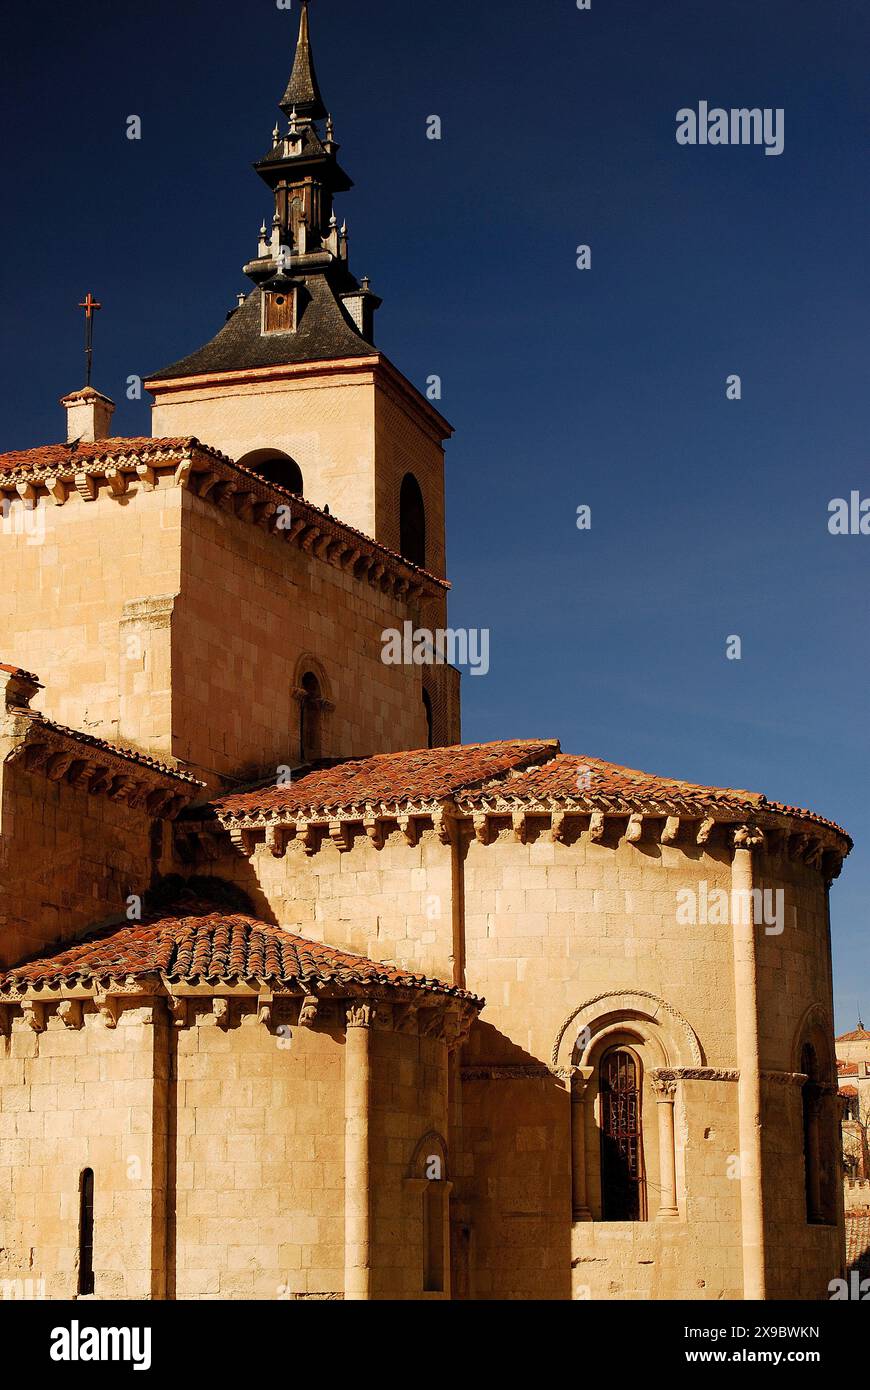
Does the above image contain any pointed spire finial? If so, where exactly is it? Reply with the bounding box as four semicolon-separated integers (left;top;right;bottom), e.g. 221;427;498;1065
280;0;327;123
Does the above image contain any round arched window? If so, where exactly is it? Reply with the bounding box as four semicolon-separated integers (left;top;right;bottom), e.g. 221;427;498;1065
238;449;304;495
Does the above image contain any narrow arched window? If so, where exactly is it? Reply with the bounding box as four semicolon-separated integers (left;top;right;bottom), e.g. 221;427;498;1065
422;688;434;749
400;473;426;568
300;671;322;763
600;1049;645;1221
78;1169;95;1296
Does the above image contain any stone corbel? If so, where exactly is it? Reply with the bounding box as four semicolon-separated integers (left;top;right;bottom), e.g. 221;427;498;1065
697;817;716;845
296;820;317;856
363;814;385;851
22;1001;45;1034
432;806;456;846
472;812;491;846
74;472;97;502
512;811;528;845
105;468;128;498
298;994;319;1027
398;813;419;847
329;820;353;853
16;482;36;504
57;999;83;1030
95;992;118;1029
173;457;195;489
257;989;273;1028
551;811;567;843
167;993;188;1029
661;816;681;845
47;478;67;505
228;826;255;857
213;997;230;1029
588;812;605;843
265;824;289;858
136;463;156;491
626;813;644;844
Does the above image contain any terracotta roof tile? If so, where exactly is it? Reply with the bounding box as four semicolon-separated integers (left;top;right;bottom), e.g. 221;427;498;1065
0;910;482;1003
0;437;195;475
204;742;850;847
841;1085;859;1097
837;1027;870;1043
839;1061;860;1076
846;1210;870;1275
0;662;41;683
209;740;559;817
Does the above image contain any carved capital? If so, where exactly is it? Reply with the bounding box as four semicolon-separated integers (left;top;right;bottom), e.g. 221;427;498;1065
651;1070;678;1101
346;1001;376;1030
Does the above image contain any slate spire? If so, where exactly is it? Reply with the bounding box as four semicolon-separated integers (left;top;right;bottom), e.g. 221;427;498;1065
280;1;327;123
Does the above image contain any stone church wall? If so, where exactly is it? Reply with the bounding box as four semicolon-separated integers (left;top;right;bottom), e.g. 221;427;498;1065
0;758;160;968
0;1003;167;1300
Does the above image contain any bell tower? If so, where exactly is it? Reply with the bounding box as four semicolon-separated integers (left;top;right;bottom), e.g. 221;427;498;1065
146;0;451;581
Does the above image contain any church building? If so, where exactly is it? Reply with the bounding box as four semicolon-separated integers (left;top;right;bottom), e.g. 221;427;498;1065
0;4;852;1301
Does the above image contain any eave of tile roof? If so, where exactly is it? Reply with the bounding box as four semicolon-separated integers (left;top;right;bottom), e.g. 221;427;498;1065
838;1027;870;1043
0;662;41;683
201;741;851;852
207;740;559;818
839;1061;860;1076
0;436;448;595
0;911;483;1005
6;708;200;786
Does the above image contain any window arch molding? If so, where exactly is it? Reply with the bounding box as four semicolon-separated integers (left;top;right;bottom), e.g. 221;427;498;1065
552;988;704;1074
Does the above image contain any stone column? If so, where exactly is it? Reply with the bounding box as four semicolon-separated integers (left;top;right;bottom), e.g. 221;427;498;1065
344;1000;375;1300
732;829;767;1300
570;1066;594;1221
651;1073;679;1217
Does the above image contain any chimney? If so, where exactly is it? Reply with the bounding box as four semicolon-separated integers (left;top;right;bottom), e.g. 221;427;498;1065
60;386;115;444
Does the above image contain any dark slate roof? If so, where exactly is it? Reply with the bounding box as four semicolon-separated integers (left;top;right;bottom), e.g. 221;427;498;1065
281;2;327;122
146;278;374;382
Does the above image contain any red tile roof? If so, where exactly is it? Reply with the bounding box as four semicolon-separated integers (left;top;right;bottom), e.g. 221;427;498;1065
839;1061;860;1077
0;911;482;1002
0;437;194;474
837;1027;870;1043
841;1085;859;1097
205;741;850;846
846;1210;870;1276
209;740;559;817
0;662;40;681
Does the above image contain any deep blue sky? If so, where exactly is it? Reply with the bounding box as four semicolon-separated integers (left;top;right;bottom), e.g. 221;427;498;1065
1;0;867;1028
